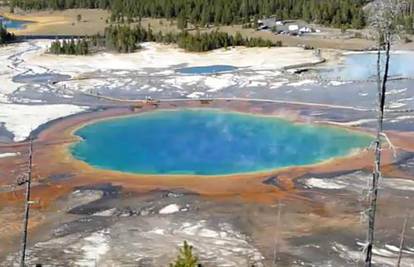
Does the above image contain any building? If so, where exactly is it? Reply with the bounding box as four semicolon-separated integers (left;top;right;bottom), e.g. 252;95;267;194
257;18;280;30
258;18;317;36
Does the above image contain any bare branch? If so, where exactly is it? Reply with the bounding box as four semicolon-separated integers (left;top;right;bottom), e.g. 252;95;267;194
379;132;397;158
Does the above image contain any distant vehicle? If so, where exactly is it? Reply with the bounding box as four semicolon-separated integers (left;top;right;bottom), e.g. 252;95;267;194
299;27;313;33
258;25;269;31
288;25;299;31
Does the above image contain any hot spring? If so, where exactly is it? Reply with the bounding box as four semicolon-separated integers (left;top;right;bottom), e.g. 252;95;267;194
0;16;31;29
71;109;372;175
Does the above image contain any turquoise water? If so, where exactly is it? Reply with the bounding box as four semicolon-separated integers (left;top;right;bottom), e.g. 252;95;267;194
323;52;414;80
0;16;30;29
71;109;372;175
177;65;237;75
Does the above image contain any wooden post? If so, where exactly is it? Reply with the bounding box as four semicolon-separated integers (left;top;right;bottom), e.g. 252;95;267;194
19;139;33;267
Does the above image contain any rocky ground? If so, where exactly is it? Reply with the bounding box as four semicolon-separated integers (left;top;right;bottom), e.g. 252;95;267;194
2;166;414;266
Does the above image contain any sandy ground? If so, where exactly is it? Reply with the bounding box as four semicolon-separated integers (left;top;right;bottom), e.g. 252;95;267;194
0;8;110;35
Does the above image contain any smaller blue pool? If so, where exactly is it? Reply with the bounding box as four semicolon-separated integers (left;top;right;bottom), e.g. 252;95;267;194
177;65;238;75
321;52;414;81
0;16;30;30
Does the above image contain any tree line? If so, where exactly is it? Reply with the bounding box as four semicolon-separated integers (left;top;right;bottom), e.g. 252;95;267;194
395;0;414;33
109;0;367;29
105;25;279;53
49;38;89;55
397;0;414;33
9;0;111;10
0;24;15;44
50;25;280;55
10;0;368;29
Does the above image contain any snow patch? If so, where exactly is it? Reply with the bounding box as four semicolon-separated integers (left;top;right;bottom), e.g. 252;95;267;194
388;102;406;109
186;92;205;99
305;171;414;192
159;204;180;214
0;152;19;158
0;103;86;142
270;81;287;89
288;79;316;87
204;76;235;92
305;178;346;189
93;208;117;217
76;230;110;267
329;81;348;86
149;228;166;235
386;88;407;95
324;119;376;127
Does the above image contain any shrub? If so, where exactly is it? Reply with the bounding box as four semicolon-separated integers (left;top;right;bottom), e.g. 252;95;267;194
170;241;202;267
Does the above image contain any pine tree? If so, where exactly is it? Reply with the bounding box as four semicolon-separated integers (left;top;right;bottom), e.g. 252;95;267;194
170;241;201;267
200;3;209;27
49;38;90;55
177;10;187;30
0;24;16;45
404;16;414;33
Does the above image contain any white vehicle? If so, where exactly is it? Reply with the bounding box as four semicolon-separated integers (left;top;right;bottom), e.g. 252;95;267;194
299;27;313;33
288;24;299;31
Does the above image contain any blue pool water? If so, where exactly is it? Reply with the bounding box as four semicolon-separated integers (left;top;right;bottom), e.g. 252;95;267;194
0;16;30;29
71;109;372;175
177;65;237;75
323;52;414;80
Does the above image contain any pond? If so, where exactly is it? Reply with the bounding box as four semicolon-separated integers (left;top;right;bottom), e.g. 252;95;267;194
0;16;31;30
71;109;372;176
177;65;238;75
321;52;414;81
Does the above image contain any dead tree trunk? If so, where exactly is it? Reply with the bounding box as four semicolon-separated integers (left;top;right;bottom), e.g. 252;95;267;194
19;139;33;267
272;201;282;267
396;216;408;267
365;35;391;267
